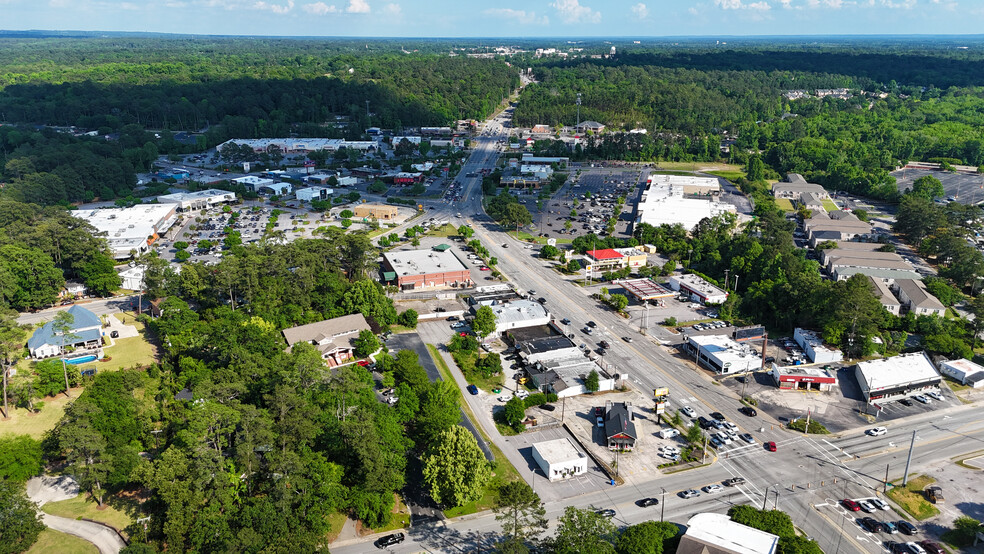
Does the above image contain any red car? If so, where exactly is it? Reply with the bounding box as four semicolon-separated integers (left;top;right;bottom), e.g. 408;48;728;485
459;332;468;337
765;441;777;452
356;360;370;367
479;266;491;271
841;499;861;511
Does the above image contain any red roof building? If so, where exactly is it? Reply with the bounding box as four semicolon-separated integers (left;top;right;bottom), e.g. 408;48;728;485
587;249;624;261
585;249;627;274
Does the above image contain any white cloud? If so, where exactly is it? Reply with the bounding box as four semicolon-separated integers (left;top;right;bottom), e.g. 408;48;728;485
550;0;601;23
880;0;915;6
778;0;792;7
631;2;649;18
714;0;770;9
688;6;699;14
252;0;293;13
382;2;400;16
346;0;369;12
484;8;549;25
303;1;338;13
746;1;771;8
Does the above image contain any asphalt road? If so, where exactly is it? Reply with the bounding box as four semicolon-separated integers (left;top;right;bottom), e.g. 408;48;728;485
16;295;139;326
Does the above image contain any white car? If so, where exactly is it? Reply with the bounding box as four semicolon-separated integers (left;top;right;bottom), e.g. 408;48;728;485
869;498;890;511
516;390;530;400
912;394;931;404
867;427;888;437
858;500;876;513
702;484;724;494
682;406;697;418
926;390;944;401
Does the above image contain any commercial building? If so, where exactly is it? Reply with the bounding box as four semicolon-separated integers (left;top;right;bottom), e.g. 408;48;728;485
281;313;372;366
520;164;553;181
382;249;472;290
803;212;874;246
469;285;522;307
770;364;838;392
869;276;902;315
613;278;675;302
217;138;378;154
354;204;399;221
502;176;542;189
531;438;588;481
635;175;737;231
517;336;581;364
157;189;237;211
393;172;424;185
855;351;942;403
668;274;729;305
74;205;178;259
392;135;423;145
579;121;606;133
603;401;637;451
678;513;779;554
938;359;984;388
420;126;453;136
232;175;275;191
585;249;626;273
28;305;103;359
295;186;333;202
486;300;552;337
793;328;843;364
893;279;946;317
336;176;359;187
647;174;720;196
773;174;830;206
685;334;759;375
613;247;648;269
526;352;618;398
118;266;145;291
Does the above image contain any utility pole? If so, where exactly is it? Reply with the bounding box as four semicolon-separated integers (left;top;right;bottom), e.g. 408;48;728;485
884;464;890;494
576;93;582;136
762;485;770;510
902;429;916;486
804;409;812;436
774;487;781;510
724;269;730;292
660;487;666;522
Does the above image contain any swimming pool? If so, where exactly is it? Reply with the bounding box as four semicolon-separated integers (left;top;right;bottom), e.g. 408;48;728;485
64;354;98;365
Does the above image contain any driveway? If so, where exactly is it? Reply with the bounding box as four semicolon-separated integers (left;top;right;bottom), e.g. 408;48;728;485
27;476;127;554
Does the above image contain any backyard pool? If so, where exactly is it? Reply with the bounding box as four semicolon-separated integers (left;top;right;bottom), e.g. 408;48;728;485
64;354;99;365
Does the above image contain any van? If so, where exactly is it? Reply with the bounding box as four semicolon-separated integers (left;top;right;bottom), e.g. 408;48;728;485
658;428;680;439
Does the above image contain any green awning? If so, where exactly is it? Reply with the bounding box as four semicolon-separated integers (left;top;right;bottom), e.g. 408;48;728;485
432;244;452;252
383;271;397;282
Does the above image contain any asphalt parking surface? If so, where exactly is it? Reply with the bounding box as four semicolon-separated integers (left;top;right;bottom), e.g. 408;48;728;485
892;167;984;203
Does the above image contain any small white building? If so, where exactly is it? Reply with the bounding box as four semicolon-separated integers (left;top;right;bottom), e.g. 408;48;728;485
855;351;942;403
793;328;843;364
157;189;236;211
679;513;779;554
296;186;333;202
939;359;984;388
531;438;589;482
233;175;274;191
685;334;759;375
668;274;729;305
336;176;359;187
118;266;145;291
488;300;551;337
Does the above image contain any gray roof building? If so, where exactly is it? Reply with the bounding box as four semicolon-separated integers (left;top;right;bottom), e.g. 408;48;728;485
893;279;946;317
281;314;372;363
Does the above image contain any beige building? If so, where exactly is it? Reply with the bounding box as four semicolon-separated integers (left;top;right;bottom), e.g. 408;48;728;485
354;204;399;220
893;279;946;317
869;276;902;316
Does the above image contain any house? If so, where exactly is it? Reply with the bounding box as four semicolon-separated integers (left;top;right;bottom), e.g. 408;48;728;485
61;280;88;299
281;314;373;366
27;305;104;360
773;174;830;207
803;212;874;246
678;513;779;554
603;401;637;451
532;438;588;482
579;121;606;133
869;276;902;315
892;279;946;317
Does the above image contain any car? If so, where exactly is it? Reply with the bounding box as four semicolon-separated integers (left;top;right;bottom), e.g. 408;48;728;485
560;318;571;325
501;243;508;248
702;484;724;494
725;477;747;486
622;336;633;343
497;395;512;403
537;297;547;304
896;521;917;535
867;427;888;437
596;415;605;427
459;332;468;337
374;532;405;548
110;330;120;338
697;416;714;429
926;390;944;401
682;406;697;418
912;394;931;404
899;398;913;407
870;498;890;511
918;541;944;554
539;404;556;411
587;321;597;327
765;441;777;452
859;500;877;513
447;316;459;321
516;390;530;400
710;436;724;447
479;266;491;271
859;517;882;533
599;340;610;349
679;489;701;499
904;542;927;554
883;521;898;534
842;499;861;511
357;360;371;367
739;406;757;417
739;433;755;444
467;384;479;395
710;412;726;421
528;290;537;295
636;497;659;507
886;542;908;554
595;508;616;518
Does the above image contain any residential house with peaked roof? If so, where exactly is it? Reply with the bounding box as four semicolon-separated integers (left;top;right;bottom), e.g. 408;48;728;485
27;305;104;359
604;401;637;451
281;313;372;366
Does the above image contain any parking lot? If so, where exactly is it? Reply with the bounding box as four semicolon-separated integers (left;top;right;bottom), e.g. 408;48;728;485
892;166;984;203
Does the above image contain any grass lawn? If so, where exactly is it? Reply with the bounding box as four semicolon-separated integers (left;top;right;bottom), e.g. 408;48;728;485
655;161;743;172
706;170;746;181
650;170;696;177
517;231;573;245
450;349;505;392
942;375;972;392
42;493;135;534
822;199;840;212
425;224;460;238
886;475;941;520
324;512;348;543
27;528;98;554
0;392;73;439
101;314;159;371
775;198;796;212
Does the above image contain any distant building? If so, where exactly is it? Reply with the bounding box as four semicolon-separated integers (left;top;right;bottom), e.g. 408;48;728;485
939;359;984;388
157;189;237;211
770;364;838;392
295;186;333;202
678;512;779;554
668;274;729;305
685;334;759;375
531;124;552;134
486;300;551;337
382;249;472;290
354;204;399;221
613;278;675;302
855;351;941;404
73;205;178;259
793;328;843;364
532;438;588;482
893;279;946;317
28;305;104;360
393;172;424;185
579;121;606;133
773;174;830;208
281;313;372;366
635;174;736;231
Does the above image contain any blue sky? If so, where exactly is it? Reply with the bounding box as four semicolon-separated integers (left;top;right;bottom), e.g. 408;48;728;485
1;0;978;37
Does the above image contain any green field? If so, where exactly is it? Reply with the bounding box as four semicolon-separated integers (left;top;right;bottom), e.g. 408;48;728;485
886;475;941;520
822;199;839;212
27;529;98;554
705;170;746;181
775;198;796;212
0;393;72;439
42;493;136;535
101;314;159;371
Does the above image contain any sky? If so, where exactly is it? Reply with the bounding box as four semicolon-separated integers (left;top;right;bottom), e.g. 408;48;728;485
1;0;980;37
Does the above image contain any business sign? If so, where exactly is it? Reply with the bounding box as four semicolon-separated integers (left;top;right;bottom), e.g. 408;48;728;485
547;238;557;246
243;162;250;172
653;387;669;398
734;326;766;341
655;402;667;415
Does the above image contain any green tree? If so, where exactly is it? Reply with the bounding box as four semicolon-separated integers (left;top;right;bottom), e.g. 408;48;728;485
51;310;78;398
353;329;380;358
0;314;28;418
777;535;824;554
0;480;45;554
398;309;419;329
745;156;765;182
416;380;460;443
77;252;122;296
421;425;491;508
57;399;112;505
223;230;242;249
493;481;548;545
473;305;497;338
548;506;617;554
584;369;600;393
0;435;42;482
609;293;629;312
540;245;559;259
686;422;704;446
340;209;354;219
174;250;191;262
458;225;475;239
503;396;526;431
910;175;945;200
567;259;581;273
0;244;64;312
615;521;678;554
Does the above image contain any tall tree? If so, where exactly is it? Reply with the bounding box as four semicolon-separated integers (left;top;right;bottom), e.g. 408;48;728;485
493;481;548;545
473;305;497;338
0;313;28;418
0;480;45;554
51;310;78;398
421;425;491;508
547;506;617;554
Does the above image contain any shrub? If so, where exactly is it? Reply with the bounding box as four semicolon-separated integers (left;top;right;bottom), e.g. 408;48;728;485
663;316;678;326
524;393;548;408
787;418;829;434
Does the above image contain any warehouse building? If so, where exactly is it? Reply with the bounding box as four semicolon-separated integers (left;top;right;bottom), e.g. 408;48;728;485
770;364;838;392
647;174;720;196
893;279;946;317
668;274;729;305
157;189;237;211
382;249;472;290
855;351;942;404
634;176;737;231
685;334;759;375
938;359;984;388
74;205;178;259
793;328;843;364
532;438;588;482
354;204;399;221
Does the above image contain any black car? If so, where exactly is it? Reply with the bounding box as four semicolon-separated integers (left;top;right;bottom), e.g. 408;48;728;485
539;404;556;412
710;411;726;421
595;509;616;518
587;321;597;327
899;398;913;407
599;340;610;349
859;517;883;533
537;297;547;304
697;416;714;429
897;521;917;535
885;542;906;554
446;316;459;321
560;318;571;325
739;406;758;417
636;498;659;507
374;533;405;548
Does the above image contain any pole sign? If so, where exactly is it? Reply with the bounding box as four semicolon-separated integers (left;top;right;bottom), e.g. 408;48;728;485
243;162;250;173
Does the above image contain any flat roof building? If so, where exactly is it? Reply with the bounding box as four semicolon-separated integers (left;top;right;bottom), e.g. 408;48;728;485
678;513;779;554
669;274;729;305
613;247;647;269
74;205;178;259
939;359;984;388
585;249;626;274
531;438;588;482
893;279;946;317
354;204;399;221
295;186;333;202
218;138;377;153
793;328;843;364
517;336;581;364
647;174;721;196
855;351;941;403
382;249;472;291
157;189;237;211
770;364;838;392
232;175;275;191
685;334;759;375
487;300;552;337
613;278;675;302
635;177;737;231
527;352;618;398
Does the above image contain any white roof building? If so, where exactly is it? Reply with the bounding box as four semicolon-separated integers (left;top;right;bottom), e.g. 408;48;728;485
532;438;588;482
668;274;729;305
646;173;721;195
233;176;275;190
217;138;378;153
635;176;736;231
488;300;551;337
939;359;984;388
793;328;843;364
74;205;178;259
157;189;236;211
678;513;779;554
296;186;333;202
685;334;759;375
855;351;942;403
